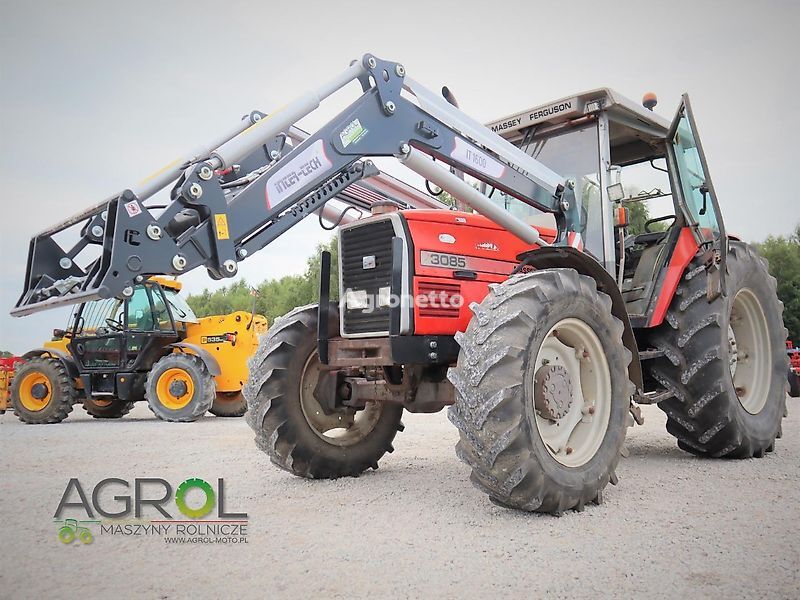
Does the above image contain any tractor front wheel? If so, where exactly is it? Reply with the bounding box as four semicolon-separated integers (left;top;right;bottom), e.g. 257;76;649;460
145;354;215;422
448;269;633;514
244;304;405;478
10;357;76;424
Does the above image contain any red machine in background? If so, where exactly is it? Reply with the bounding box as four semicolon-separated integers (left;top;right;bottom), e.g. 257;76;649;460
788;341;800;397
0;357;25;413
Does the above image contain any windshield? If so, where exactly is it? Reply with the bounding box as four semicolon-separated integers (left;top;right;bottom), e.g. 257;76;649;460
489;122;603;260
163;288;199;323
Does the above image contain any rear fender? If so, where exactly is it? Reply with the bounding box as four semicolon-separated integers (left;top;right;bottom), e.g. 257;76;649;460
517;247;643;392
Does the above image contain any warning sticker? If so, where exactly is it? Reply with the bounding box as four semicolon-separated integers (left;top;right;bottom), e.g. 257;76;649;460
124;200;142;218
265;140;332;208
339;119;368;148
214;214;230;240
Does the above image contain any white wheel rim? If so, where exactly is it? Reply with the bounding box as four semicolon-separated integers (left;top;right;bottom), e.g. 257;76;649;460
299;353;383;446
730;288;771;414
530;318;612;467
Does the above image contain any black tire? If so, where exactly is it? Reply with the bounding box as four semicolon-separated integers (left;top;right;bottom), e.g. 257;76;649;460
10;357;76;424
209;391;248;417
144;354;215;422
647;242;788;458
789;371;799;398
448;269;633;514
244;304;405;479
82;398;135;419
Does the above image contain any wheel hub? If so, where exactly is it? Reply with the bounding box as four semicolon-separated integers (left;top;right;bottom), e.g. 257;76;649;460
533;364;574;420
168;380;188;398
30;382;49;400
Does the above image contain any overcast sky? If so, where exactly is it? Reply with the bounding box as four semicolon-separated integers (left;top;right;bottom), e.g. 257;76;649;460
1;0;798;353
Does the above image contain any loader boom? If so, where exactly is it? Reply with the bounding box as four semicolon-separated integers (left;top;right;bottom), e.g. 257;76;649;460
13;53;577;317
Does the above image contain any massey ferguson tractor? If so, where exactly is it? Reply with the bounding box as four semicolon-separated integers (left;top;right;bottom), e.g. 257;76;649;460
11;54;788;514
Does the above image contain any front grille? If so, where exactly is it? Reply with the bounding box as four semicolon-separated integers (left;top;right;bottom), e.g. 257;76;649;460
340;219;395;335
417;280;461;319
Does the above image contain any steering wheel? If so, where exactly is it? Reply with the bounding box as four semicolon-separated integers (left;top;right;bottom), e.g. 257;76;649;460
105;318;124;332
644;215;676;233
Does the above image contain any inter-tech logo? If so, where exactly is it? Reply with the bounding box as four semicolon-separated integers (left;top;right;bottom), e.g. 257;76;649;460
54;477;248;545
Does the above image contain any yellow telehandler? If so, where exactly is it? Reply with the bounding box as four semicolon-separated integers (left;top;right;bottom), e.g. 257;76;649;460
10;277;267;423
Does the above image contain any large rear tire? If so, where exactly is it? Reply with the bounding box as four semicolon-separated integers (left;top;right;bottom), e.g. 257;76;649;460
647;242;788;457
244;305;405;479
448;269;633;514
10;357;76;424
145;354;215;422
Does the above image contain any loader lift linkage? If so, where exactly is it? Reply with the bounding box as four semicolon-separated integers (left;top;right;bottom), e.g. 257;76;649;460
13;53;577;318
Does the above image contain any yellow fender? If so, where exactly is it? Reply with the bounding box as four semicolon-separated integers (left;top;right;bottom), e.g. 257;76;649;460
181;311;268;393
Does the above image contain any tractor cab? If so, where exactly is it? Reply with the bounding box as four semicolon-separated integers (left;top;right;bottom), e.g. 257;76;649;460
486;88;725;327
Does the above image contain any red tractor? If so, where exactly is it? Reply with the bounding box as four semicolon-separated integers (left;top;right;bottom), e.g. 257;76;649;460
788;341;800;397
11;55;789;514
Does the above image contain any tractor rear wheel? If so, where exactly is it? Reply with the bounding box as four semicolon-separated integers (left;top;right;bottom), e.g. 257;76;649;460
648;242;788;457
82;397;135;419
448;269;633;514
209;391;248;417
10;357;76;424
145;354;215;422
244;304;405;479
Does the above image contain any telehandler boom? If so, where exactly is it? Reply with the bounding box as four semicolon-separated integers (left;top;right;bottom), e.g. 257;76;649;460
11;54;789;514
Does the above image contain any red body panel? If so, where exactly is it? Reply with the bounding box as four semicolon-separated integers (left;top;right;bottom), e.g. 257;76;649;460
648;227;700;327
402;210;557;335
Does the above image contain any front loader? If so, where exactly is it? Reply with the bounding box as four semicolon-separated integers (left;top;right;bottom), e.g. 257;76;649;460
11;54;789;514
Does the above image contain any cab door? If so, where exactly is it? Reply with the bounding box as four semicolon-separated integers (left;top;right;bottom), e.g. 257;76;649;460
667;94;727;294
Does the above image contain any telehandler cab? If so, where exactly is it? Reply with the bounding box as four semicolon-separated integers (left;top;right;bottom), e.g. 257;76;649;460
11;276;268;423
11;54;788;513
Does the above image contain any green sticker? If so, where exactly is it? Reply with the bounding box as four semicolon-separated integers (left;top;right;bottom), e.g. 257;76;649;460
340;119;368;147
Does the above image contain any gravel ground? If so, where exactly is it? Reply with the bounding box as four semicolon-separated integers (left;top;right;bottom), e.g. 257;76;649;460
1;401;798;599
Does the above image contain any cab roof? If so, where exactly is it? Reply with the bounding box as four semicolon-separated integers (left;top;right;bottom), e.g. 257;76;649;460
486;88;673;166
149;276;182;291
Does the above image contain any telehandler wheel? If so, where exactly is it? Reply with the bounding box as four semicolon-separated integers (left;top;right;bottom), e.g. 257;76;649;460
648;242;788;458
82;398;135;419
244;304;405;479
209;392;248;417
448;269;633;515
789;371;799;398
10;357;76;424
145;354;215;422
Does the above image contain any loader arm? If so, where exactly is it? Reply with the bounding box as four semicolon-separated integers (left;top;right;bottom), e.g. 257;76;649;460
13;53;578;317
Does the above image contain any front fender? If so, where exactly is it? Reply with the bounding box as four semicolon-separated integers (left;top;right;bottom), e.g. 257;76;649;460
22;347;80;379
517;246;643;393
167;342;222;377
